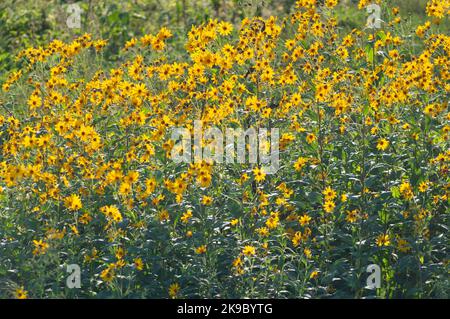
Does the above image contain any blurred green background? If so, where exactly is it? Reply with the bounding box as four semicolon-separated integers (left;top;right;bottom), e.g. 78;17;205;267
0;0;434;81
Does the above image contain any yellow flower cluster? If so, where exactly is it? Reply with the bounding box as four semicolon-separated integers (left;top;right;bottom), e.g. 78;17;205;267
1;0;448;299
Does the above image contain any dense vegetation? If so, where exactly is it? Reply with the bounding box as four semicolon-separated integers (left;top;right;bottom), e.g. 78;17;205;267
0;0;448;299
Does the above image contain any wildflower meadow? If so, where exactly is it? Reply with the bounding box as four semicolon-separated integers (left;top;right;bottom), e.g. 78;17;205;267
0;0;449;299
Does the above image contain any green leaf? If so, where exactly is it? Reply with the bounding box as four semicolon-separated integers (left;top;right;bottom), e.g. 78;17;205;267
365;44;374;64
390;186;400;198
